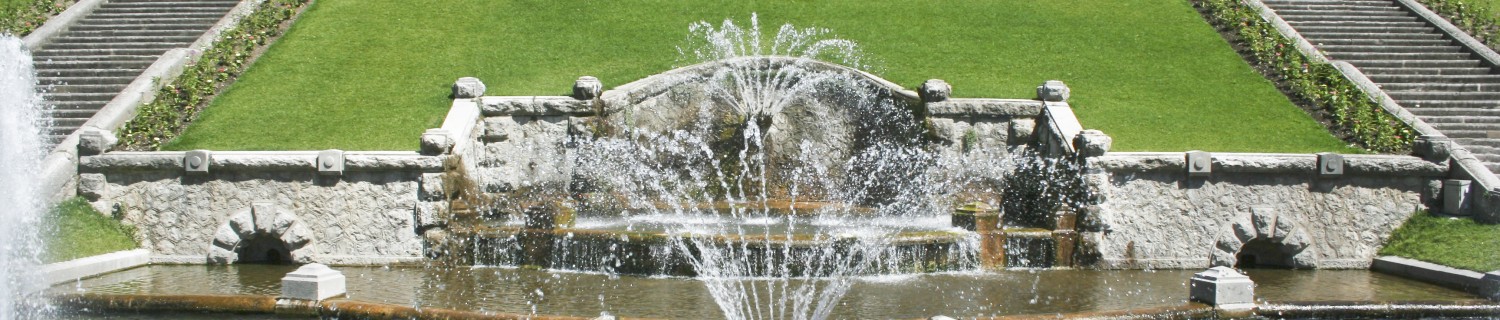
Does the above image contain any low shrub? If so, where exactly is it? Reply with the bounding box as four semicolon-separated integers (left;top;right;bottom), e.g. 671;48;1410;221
0;0;73;36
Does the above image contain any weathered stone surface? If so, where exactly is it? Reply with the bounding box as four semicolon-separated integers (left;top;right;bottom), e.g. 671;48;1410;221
1089;166;1428;269
1317;153;1343;177
78;128;117;156
1445;179;1473;216
1190;267;1255;309
1414;135;1452;162
1009;119;1036;145
919;79;951;102
573;76;603;100
452;77;486;99
474;115;574;190
479;96;592;116
1036;80;1070;102
184;150;212;174
78;173;107;200
1073;130;1111;157
280;263;346;301
420;129;454;156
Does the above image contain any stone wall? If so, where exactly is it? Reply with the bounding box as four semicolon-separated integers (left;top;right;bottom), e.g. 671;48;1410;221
78;151;444;265
1084;152;1448;269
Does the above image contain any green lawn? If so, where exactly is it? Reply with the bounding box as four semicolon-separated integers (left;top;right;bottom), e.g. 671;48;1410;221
44;197;138;263
1380;212;1500;272
166;0;1358;153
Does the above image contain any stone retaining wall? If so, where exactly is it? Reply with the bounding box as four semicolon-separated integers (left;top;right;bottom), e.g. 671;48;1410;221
1084;152;1448;269
78;151;444;265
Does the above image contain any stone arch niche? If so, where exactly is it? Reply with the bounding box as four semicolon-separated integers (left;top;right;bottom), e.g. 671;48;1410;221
209;201;314;264
1211;206;1319;269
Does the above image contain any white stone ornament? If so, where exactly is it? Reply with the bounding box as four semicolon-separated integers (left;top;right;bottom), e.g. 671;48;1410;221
1189;266;1255;310
281;263;346;301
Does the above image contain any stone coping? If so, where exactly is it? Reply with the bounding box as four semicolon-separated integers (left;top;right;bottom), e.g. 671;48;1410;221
80;151;441;172
40;249;150;286
147;254;426;266
1373;256;1500;301
601;56;921;108
1091;152;1448;176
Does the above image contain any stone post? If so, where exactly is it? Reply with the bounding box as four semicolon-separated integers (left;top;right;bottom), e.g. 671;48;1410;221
920;79;951;102
1189;266;1255;310
452;77;486;99
1053;206;1078;267
276;263;346;315
520;205;559;268
1445;179;1472;216
573;76;603;100
1036;80;1070;102
956;202;1005;270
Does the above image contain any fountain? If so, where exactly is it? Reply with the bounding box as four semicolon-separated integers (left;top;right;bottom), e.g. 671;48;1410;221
0;35;48;319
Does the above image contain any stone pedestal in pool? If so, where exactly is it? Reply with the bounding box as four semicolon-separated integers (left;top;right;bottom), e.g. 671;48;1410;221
1190;266;1256;310
281;263;346;301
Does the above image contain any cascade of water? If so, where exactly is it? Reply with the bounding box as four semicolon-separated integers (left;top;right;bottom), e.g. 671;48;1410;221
0;36;49;319
563;15;1018;320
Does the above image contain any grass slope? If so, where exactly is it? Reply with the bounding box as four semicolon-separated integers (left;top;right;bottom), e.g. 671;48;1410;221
1380;212;1500;272
44;197;138;263
167;0;1356;153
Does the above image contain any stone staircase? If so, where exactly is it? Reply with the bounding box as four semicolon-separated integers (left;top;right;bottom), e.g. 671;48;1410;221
1262;0;1500;172
33;0;241;143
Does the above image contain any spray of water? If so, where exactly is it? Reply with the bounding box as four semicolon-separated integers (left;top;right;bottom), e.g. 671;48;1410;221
0;35;50;319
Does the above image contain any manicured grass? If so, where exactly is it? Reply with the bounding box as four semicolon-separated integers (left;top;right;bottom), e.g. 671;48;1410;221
43;197;138;263
167;0;1358;153
1380;212;1500;272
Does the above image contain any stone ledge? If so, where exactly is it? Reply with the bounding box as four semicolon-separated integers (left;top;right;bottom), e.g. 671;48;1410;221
479;96;592;116
926;99;1044;117
1092;152;1447;176
80;151;442;172
1373;256;1499;300
41;249;150;286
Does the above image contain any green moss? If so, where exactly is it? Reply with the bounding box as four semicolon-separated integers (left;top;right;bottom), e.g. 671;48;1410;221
43;197;139;263
1380;212;1500;272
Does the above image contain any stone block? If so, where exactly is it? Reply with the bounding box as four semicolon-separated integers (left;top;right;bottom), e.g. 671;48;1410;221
420;129;454;156
317;149;344;176
1414;135;1452;162
1189;266;1255;309
253;201;279;235
1317;152;1343;177
280;263;346;301
1073;130;1111;157
77;128;117;156
1009;119;1036;145
78;173;107;200
1186;151;1212;177
183;150;212;175
452;77;486;99
919;79;951;102
1482;272;1500;301
1444;179;1472;216
1036;80;1070;102
573;76;603;100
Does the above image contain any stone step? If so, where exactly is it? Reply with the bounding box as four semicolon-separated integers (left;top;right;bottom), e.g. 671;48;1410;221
1281;15;1421;23
1407;107;1500;117
1454;138;1500;148
67;23;212;32
1299;31;1444;40
35;68;145;78
76;17;221;26
45;100;110;110
1401;100;1500;108
1389;91;1500;100
59;29;207;38
1307;38;1453;46
50;118;87;131
1381;82;1500;92
1431;129;1500;139
38;76;134;86
32;47;172;57
1319;45;1465;54
1292;25;1436;34
39;83;128;94
33;59;154;70
43;92;119;102
50;108;100;119
1343;59;1484;68
87;12;228;20
1275;9;1407;16
1325;51;1473;61
42;42;186;51
1360;67;1494;76
92;6;234;14
1420;116;1500;124
1288;20;1428;28
33;54;161;63
101;0;238;7
1370;74;1500;83
48;35;201;45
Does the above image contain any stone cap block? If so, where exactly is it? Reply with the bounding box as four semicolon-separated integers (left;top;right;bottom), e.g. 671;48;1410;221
1037;80;1070;102
78;128;117;156
317;149;344;176
453;77;486;99
419;129;453;156
574;76;603;100
1186;151;1212;177
1317;152;1343;177
280;263;346;301
184;150;212;175
920;79;951;102
1414;135;1452;162
1189;266;1255;309
1073;130;1111;158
